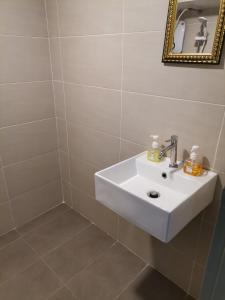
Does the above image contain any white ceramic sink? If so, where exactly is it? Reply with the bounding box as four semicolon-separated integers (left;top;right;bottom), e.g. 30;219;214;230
95;152;217;242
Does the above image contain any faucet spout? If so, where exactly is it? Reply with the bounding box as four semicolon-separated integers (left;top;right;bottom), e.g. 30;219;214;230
158;135;178;168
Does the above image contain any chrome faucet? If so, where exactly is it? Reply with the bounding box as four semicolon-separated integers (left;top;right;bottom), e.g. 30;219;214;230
158;135;178;168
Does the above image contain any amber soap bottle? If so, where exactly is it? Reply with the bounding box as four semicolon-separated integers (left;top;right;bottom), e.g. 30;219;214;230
183;145;203;176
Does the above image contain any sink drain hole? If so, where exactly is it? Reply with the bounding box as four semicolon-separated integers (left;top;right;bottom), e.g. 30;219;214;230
147;191;160;199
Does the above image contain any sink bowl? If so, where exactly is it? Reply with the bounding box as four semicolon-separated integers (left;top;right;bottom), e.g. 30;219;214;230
95;152;217;242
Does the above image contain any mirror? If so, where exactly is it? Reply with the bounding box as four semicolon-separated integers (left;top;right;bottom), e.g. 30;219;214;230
162;0;225;64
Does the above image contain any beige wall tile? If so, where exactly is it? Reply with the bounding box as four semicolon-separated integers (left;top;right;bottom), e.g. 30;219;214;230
71;185;94;220
118;217;156;264
150;240;194;291
0;82;54;128
56;118;68;152
189;263;205;299
72;186;118;240
4;151;60;198
11;180;62;227
124;0;168;32
53;81;65;119
170;215;202;260
0;169;8;203
122;92;224;167
58;0;122;36
214;118;225;173
0;37;51;83
123;32;225;105
59;151;69;181
120;139;145;161
204;174;224;225
0;118;57;166
91;200;118;239
65;83;121;136
61;35;122;89
46;0;59;37
50;38;62;80
68;123;120;169
195;221;215;266
70;155;97;197
0;202;14;235
0;0;47;37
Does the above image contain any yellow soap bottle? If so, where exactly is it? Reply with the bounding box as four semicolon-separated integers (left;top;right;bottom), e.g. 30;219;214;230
147;135;161;162
183;145;203;176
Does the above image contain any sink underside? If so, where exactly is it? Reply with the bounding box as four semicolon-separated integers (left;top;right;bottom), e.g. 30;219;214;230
95;152;217;242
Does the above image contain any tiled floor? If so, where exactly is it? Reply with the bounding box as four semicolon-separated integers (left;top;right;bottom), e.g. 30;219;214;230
0;204;195;300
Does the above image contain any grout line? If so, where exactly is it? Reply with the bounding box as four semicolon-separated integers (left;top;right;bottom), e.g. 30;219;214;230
40;223;92;258
44;0;64;205
57;30;162;39
114;265;149;300
212;109;225;169
55;0;72;207
65;240;118;289
49;80;225;108
17;204;70;236
2;149;58;169
0;116;56;130
10;177;61;202
0;34;48;39
0;80;51;86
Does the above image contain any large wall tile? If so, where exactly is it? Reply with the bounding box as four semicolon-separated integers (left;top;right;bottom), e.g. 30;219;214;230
122;92;224;167
58;0;122;36
45;0;59;37
124;0;168;32
61;35;122;89
0;0;47;37
0;82;54;128
4;151;60;198
0;37;51;83
123;32;225;105
68;123;120;169
65;83;121;136
70;155;97;197
0;118;57;166
11;180;62;227
0;203;14;235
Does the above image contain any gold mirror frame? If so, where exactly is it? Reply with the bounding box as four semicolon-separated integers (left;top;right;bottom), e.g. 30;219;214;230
162;0;225;64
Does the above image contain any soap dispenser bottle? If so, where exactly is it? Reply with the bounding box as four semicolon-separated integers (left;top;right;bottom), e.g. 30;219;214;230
147;135;161;162
183;145;203;176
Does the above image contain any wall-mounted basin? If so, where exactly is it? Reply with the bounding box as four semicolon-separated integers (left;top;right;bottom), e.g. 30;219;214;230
95;152;217;243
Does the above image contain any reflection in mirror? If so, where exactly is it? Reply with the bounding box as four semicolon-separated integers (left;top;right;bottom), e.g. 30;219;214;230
173;0;220;54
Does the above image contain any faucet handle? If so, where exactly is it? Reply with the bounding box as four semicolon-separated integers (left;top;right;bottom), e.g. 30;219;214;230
165;139;171;143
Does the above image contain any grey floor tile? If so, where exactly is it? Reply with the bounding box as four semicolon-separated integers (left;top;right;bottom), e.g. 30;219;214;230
67;242;146;300
0;230;20;250
44;225;115;283
0;260;61;300
0;238;38;284
18;204;69;235
24;209;90;255
117;267;188;300
48;287;77;300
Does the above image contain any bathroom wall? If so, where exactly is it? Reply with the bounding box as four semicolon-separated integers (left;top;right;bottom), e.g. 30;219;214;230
0;0;62;232
46;0;225;298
